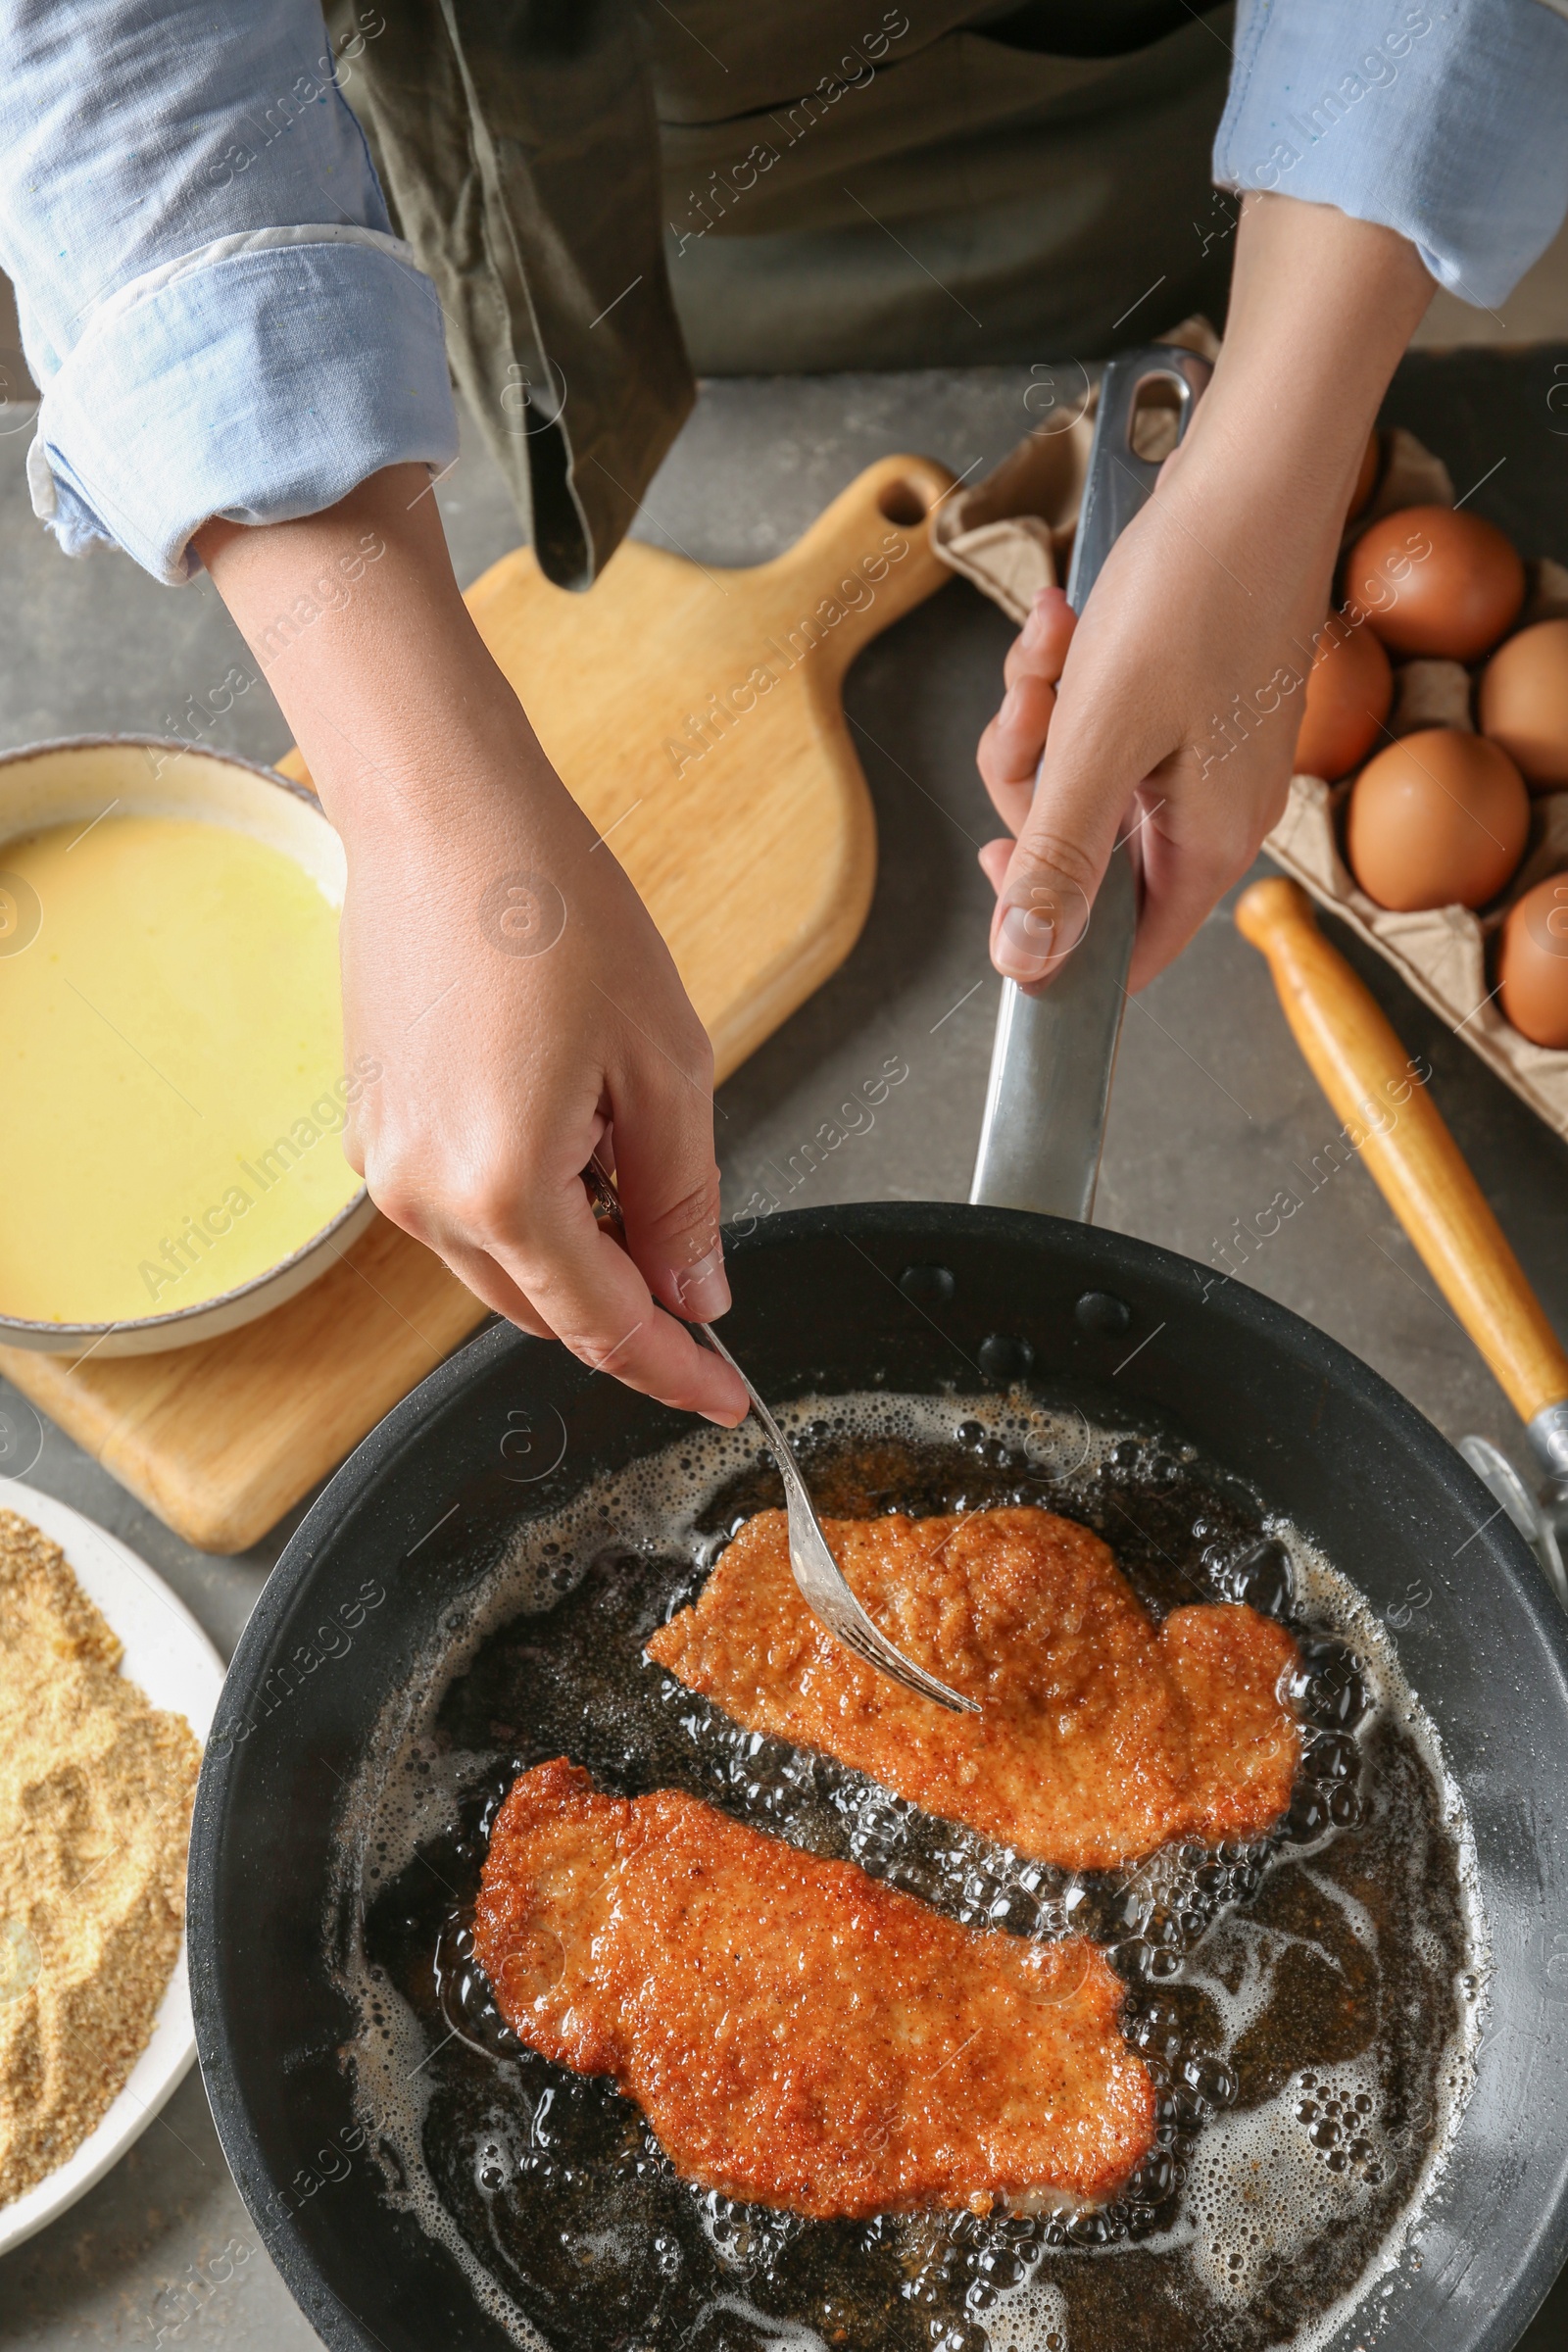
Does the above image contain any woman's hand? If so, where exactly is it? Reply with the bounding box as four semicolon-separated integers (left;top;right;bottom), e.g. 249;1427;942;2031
978;192;1435;992
195;469;748;1426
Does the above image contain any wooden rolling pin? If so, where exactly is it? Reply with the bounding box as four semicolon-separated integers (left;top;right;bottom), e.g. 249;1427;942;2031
1235;877;1568;1436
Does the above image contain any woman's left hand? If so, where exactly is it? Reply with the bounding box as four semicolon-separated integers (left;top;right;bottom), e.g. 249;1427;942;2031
973;191;1435;995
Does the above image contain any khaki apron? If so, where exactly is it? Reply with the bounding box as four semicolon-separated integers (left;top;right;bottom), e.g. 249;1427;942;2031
328;1;1234;586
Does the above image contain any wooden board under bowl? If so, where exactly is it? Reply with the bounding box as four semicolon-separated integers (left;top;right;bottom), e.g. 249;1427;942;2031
0;455;957;1551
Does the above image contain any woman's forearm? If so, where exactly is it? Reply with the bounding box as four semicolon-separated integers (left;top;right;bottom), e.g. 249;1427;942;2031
193;466;541;846
1174;193;1434;536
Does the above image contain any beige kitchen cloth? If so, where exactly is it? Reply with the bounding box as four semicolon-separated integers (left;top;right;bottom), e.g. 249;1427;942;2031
931;335;1568;1140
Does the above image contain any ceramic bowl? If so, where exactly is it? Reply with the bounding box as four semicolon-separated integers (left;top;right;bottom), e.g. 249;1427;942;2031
0;736;374;1355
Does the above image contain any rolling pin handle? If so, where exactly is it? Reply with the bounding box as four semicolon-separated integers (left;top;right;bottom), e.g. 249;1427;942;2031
1235;876;1568;1434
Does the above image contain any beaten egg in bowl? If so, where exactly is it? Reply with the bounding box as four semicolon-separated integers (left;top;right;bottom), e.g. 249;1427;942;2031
0;739;373;1351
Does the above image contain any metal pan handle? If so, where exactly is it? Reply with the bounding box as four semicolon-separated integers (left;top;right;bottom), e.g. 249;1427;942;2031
969;343;1213;1221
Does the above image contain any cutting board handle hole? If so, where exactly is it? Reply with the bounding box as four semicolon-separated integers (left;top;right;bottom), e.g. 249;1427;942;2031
877;478;931;528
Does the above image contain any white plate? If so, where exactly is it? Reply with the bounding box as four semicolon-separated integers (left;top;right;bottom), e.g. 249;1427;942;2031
0;1482;225;2255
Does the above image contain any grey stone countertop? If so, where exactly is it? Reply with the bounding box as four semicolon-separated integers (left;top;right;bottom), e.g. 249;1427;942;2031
2;354;1565;2349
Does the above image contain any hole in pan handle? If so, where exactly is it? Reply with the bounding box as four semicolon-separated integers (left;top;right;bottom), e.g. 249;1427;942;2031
969;344;1213;1225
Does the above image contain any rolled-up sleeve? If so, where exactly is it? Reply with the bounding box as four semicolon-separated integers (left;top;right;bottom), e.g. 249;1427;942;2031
0;1;458;583
1214;0;1568;311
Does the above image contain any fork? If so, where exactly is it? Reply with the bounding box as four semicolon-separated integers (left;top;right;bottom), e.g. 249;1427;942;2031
581;1157;978;1714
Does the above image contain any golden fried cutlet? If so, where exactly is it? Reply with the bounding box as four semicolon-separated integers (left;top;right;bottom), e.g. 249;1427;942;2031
474;1760;1154;2218
645;1507;1299;1871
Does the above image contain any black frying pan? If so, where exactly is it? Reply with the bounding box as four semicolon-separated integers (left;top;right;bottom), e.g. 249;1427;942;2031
188;357;1568;2352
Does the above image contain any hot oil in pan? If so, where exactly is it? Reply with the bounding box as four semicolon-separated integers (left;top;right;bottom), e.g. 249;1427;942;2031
340;1396;1482;2352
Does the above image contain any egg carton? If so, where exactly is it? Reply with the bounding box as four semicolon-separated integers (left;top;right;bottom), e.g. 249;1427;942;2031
930;328;1568;1142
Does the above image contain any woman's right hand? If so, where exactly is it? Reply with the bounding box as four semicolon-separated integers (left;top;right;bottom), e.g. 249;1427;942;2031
195;467;749;1427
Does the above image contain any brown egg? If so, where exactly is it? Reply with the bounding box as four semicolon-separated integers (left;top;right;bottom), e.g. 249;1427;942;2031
1346;729;1529;909
1295;614;1393;778
1346;505;1525;661
1347;430;1380;524
1498;871;1568;1048
1478;617;1568;790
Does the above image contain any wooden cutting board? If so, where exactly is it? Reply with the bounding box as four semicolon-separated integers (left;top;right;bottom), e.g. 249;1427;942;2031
0;455;957;1553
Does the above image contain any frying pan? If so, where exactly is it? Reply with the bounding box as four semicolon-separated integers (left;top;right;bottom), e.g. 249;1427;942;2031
188;354;1568;2352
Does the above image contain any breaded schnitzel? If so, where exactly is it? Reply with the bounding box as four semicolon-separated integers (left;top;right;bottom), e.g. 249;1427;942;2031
646;1507;1299;1870
474;1760;1154;2218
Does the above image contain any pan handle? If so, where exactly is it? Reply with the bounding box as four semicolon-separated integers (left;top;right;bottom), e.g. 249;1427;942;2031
1235;877;1568;1480
969;343;1212;1220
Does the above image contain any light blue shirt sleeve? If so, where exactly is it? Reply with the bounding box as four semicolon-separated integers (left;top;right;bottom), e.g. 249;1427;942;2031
1213;0;1568;311
0;0;458;584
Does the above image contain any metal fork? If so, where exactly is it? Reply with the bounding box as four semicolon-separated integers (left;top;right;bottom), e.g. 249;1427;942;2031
693;1320;978;1713
582;1156;978;1714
